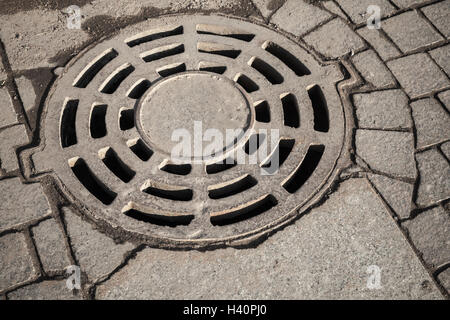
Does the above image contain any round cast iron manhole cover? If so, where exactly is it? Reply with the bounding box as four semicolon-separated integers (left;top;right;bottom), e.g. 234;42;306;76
37;14;349;248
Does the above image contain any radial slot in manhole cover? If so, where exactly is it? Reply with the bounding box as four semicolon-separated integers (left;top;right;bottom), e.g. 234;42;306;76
35;15;349;248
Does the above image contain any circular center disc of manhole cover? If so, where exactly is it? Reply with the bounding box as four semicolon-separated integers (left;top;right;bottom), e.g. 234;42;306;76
35;14;349;248
137;72;251;159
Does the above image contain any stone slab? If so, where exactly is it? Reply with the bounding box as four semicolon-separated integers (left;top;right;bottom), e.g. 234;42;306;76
0;178;50;232
429;44;450;77
368;173;413;219
383;11;443;53
387;53;449;99
304;18;365;59
271;0;331;36
403;206;450;268
411;98;450;149
0;233;36;292
63;208;134;282
0;87;18;129
422;0;450;38
356;130;416;179
32;219;71;273
415;149;450;206
356;28;401;61
352;50;396;88
96;179;442;299
354;89;411;129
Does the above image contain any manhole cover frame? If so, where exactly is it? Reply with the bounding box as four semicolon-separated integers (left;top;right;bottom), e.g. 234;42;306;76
27;13;355;249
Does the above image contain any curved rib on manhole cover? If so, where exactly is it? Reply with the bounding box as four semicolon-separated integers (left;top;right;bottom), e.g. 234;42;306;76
33;15;351;248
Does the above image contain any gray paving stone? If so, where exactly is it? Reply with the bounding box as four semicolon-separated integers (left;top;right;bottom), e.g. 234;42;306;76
356;130;416;179
411;98;450;149
0;87;18;129
321;1;348;20
403;206;450;268
0;233;36;291
437;90;450;112
15;76;36;114
32;219;71;273
387;53;449;99
352;50;396;88
382;11;443;53
7;280;82;300
422;0;450;38
0;125;29;173
252;0;286;19
416;149;450;206
441;141;450;160
96;179;442;299
392;0;434;8
336;0;396;24
304;19;365;59
63;207;134;281
0;178;50;232
356;28;402;61
354;90;411;129
429;44;450;77
368;174;413;219
437;268;450;293
271;0;331;36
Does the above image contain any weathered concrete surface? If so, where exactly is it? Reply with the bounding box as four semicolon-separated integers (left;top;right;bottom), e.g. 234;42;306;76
0;233;36;291
0;178;50;232
63;208;135;282
96;179;442;299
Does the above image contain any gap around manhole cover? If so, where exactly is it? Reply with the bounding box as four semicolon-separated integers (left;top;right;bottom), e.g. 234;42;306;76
31;14;350;248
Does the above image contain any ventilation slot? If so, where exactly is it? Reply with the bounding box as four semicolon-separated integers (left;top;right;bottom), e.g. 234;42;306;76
196;24;255;42
140;43;185;62
127;138;153;161
254;100;270;123
89;103;107;139
122;202;193;227
262;41;311;76
73;48;118;88
281;93;300;128
244;133;266;155
159;161;192;175
198;61;227;74
98;147;135;183
208;174;257;199
141;180;193;201
282;145;325;194
99;63;135;94
206;158;237;174
68;157;116;205
157;63;186;77
234;74;259;93
249;57;283;85
127;79;151;99
308;85;329;133
210;194;277;226
60;99;78;148
198;42;241;59
261;138;295;174
119;108;134;130
125;25;183;47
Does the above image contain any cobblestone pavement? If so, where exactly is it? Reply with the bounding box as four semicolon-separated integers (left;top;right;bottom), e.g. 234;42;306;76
0;0;449;299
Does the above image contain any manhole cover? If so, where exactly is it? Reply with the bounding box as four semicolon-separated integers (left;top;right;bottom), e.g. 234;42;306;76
36;15;349;248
